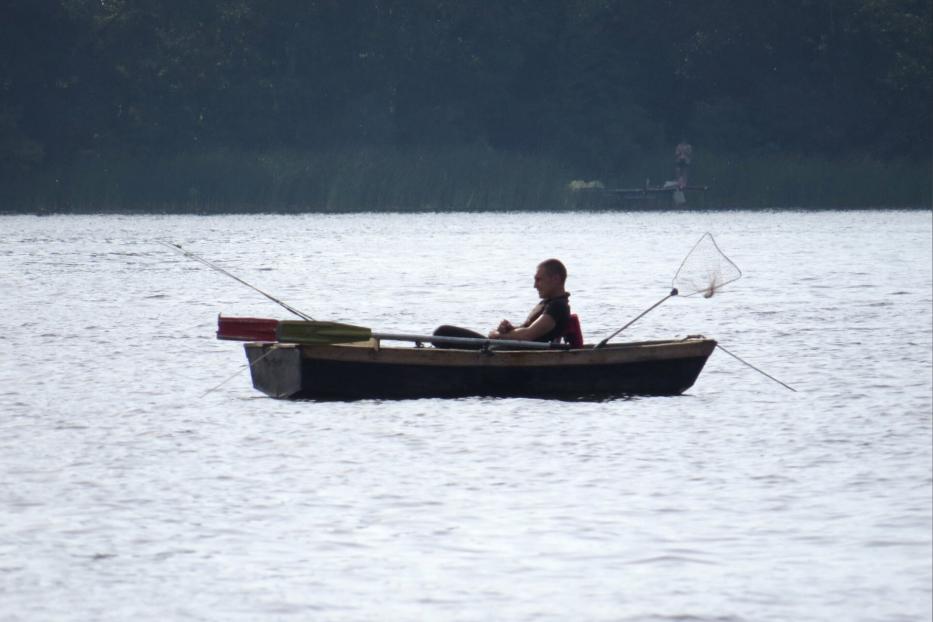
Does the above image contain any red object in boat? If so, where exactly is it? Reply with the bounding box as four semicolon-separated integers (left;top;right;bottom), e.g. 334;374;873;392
562;314;584;348
217;316;279;341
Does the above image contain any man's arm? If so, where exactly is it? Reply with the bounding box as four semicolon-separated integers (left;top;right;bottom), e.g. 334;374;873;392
488;313;555;341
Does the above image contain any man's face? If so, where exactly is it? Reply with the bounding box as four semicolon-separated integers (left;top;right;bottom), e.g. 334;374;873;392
534;266;559;298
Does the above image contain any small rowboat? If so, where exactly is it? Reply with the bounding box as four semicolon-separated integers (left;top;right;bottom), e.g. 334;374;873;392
569;182;709;209
218;317;716;400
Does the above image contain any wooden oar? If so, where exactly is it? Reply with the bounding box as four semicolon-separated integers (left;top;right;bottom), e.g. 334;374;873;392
278;320;372;344
274;320;564;350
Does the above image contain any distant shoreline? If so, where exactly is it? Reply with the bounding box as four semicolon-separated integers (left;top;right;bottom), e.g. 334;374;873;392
2;147;929;213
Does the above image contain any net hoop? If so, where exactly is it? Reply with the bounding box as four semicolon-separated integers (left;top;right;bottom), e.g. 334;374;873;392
671;232;742;298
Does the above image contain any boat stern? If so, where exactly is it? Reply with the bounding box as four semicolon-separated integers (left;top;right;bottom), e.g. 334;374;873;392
244;343;303;399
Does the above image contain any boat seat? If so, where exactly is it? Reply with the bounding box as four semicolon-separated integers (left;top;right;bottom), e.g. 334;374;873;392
560;313;584;348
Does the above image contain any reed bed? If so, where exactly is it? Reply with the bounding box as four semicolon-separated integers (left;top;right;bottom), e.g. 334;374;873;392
3;147;928;213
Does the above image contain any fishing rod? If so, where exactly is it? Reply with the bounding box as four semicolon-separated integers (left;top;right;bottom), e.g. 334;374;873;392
715;343;797;392
159;241;315;321
201;347;278;398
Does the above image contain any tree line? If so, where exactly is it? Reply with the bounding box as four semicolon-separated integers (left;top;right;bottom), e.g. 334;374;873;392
1;0;930;208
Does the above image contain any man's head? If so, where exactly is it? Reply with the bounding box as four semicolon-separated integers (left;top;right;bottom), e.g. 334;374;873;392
534;258;567;299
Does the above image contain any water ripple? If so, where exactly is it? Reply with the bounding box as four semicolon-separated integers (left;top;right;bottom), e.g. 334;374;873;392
0;211;930;622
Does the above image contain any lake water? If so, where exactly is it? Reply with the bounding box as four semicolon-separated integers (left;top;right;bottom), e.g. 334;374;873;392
1;210;930;621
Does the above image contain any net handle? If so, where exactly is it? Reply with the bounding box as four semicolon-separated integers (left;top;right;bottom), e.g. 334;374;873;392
594;288;678;348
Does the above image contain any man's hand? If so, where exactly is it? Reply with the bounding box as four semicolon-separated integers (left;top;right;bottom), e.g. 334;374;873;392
491;314;555;342
489;319;517;339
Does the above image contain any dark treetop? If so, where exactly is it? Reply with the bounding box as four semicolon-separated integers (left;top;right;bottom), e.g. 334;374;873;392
2;0;930;210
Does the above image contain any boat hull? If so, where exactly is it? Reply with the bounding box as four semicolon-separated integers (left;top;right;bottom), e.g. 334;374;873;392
243;338;716;400
569;186;708;210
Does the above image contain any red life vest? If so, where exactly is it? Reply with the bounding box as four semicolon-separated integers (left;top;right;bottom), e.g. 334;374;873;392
559;313;584;348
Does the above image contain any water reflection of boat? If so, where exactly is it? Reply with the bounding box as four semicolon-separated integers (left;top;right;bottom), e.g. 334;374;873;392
218;317;716;400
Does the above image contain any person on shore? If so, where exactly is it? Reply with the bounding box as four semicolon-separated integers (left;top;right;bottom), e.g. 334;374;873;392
433;259;572;347
675;140;692;189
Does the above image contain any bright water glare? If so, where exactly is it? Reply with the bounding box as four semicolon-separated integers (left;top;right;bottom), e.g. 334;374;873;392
1;210;930;621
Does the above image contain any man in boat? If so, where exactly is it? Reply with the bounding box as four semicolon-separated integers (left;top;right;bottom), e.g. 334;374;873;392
487;258;571;342
433;258;571;346
674;140;692;189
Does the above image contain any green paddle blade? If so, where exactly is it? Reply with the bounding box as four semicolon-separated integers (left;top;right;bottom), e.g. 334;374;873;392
277;320;373;345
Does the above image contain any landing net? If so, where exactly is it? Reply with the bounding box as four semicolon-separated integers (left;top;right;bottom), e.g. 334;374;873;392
672;232;742;298
596;232;741;347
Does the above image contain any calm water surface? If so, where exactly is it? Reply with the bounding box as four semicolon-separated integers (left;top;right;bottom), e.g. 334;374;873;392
1;210;931;621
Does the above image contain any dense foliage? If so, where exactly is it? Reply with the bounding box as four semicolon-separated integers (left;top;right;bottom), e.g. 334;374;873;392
1;0;930;208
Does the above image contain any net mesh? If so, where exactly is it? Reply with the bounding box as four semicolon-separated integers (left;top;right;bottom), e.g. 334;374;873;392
671;233;742;298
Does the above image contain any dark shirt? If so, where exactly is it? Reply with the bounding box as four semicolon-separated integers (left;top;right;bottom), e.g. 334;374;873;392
523;293;571;342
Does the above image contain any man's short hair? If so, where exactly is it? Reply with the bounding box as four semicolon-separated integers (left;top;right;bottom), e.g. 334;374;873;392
539;258;567;283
